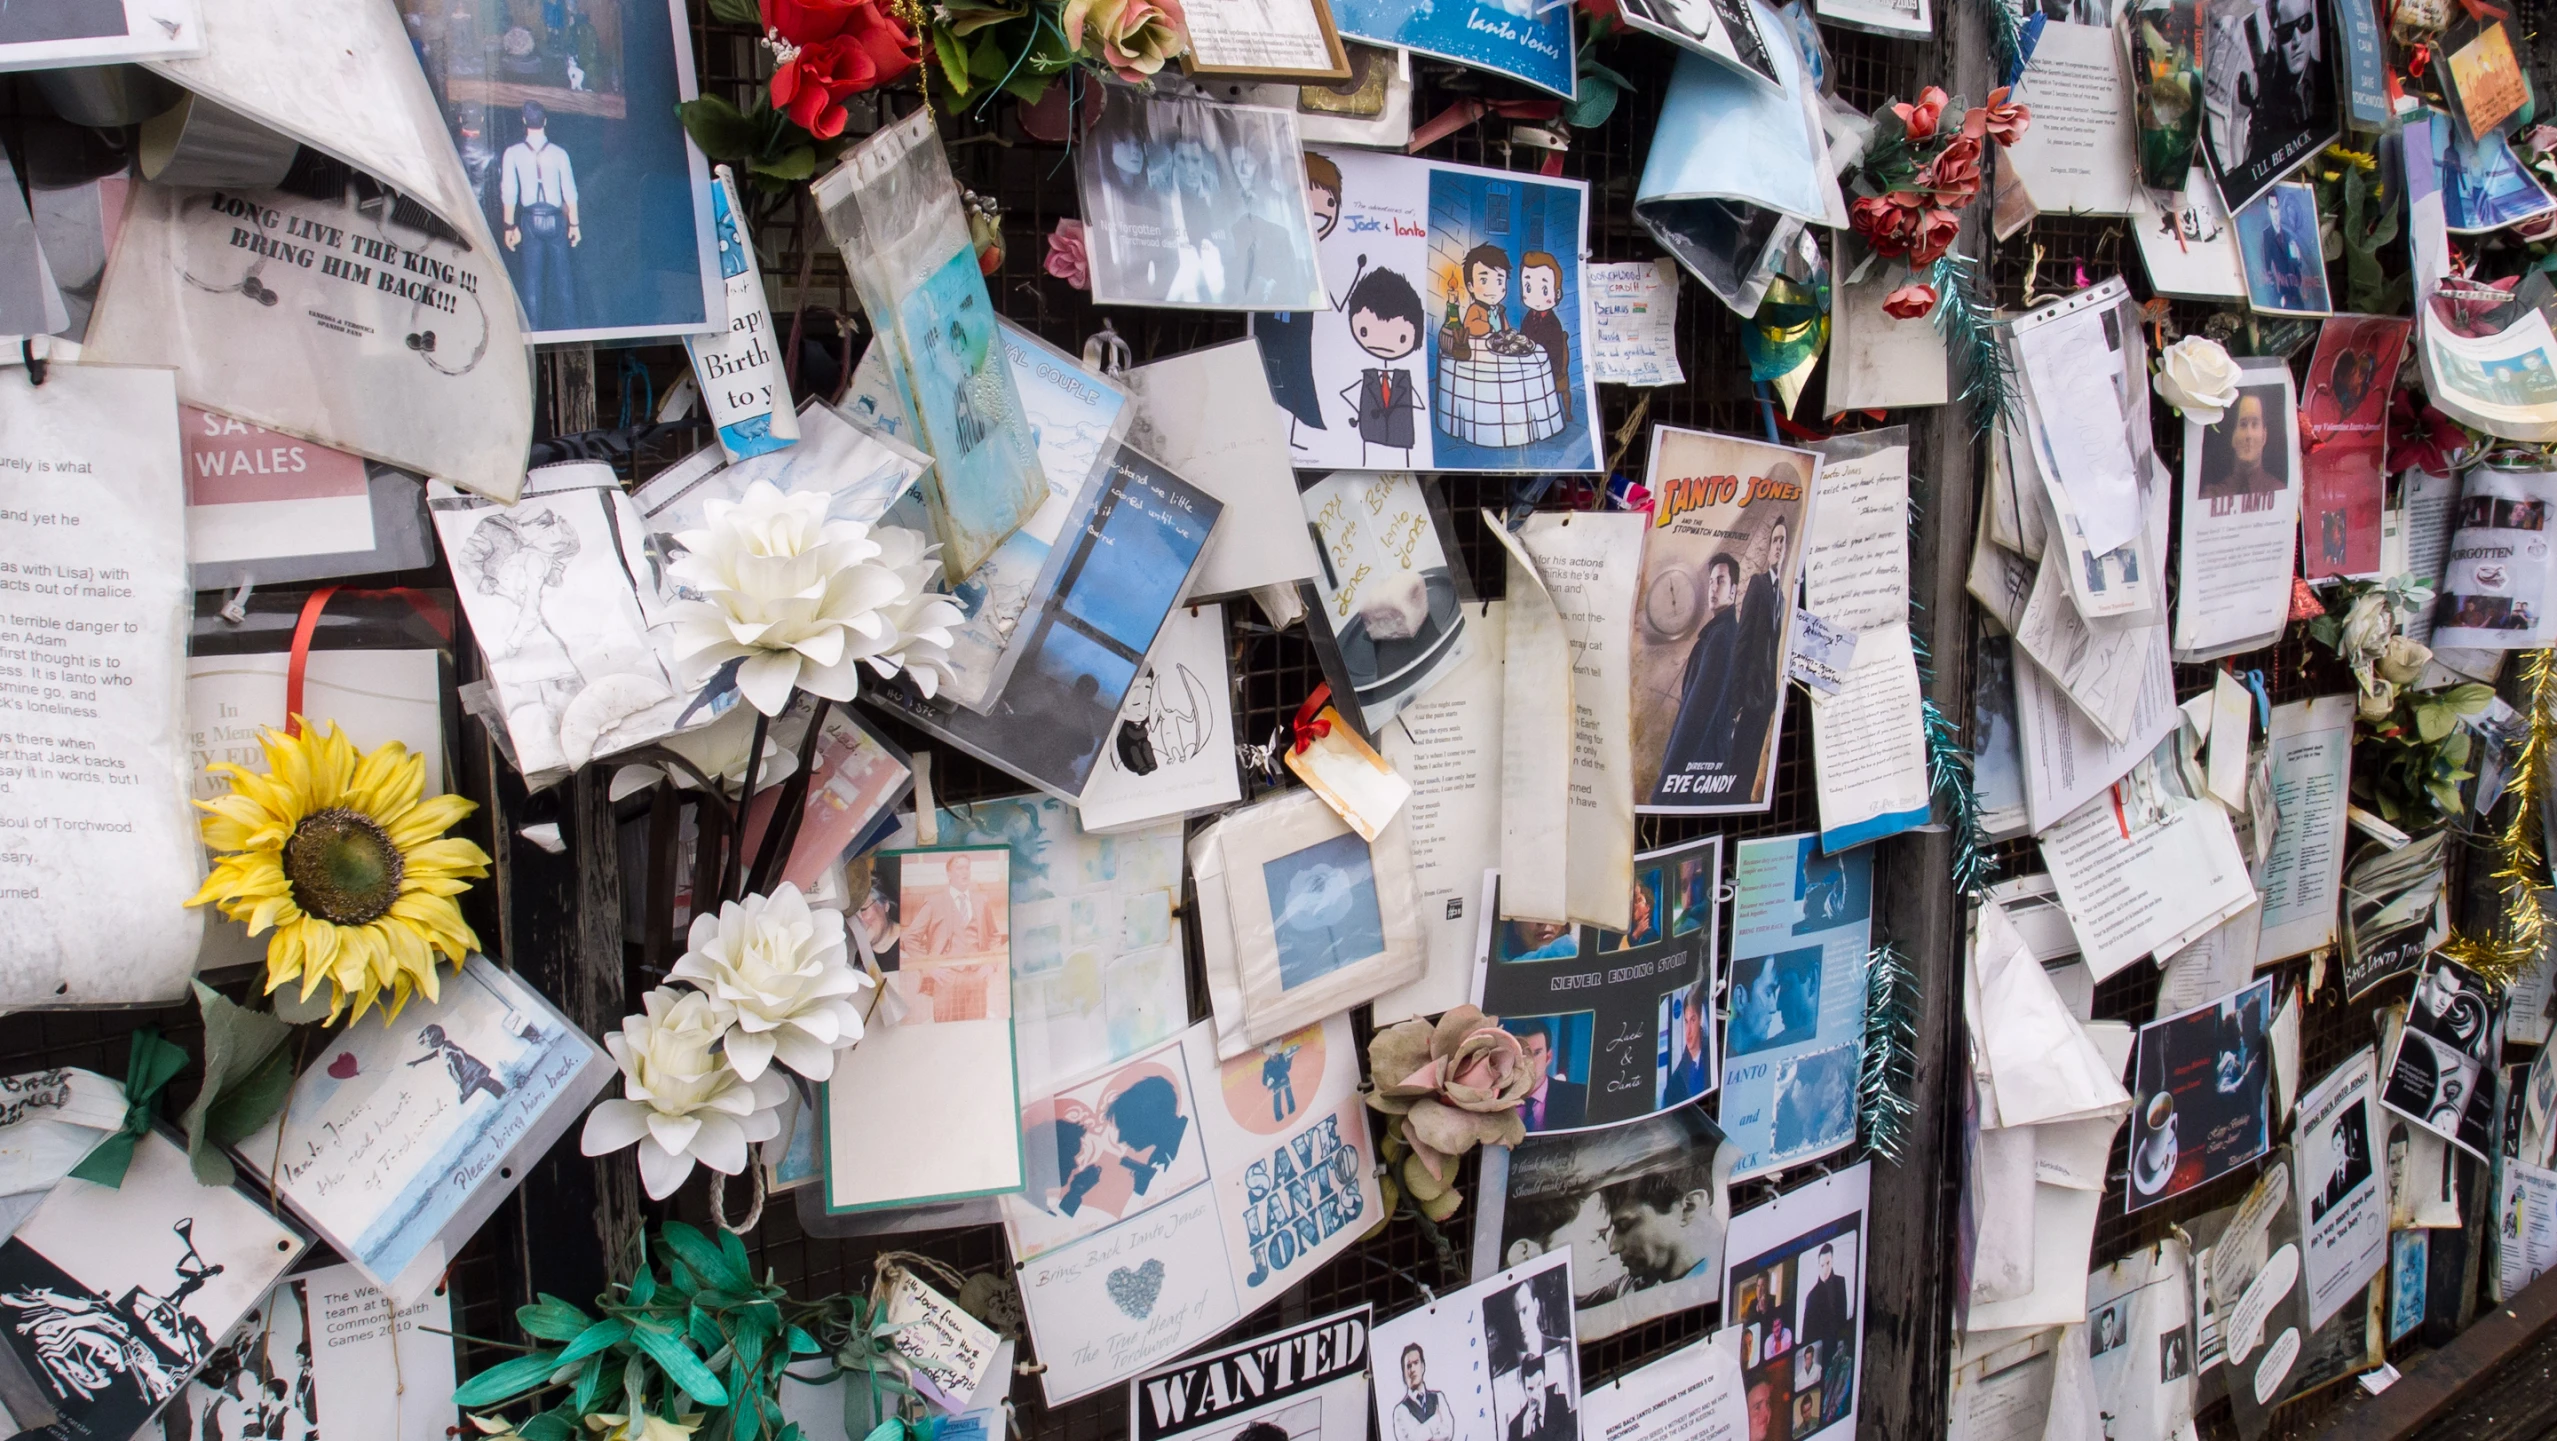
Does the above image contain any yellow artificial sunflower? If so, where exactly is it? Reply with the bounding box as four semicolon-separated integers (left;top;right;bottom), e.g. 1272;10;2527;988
186;720;491;1023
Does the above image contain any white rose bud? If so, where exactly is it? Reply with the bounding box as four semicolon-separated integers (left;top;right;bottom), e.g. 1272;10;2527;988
2153;336;2243;425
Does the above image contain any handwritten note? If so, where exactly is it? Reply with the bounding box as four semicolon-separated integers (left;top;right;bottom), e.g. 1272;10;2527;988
1587;259;1685;387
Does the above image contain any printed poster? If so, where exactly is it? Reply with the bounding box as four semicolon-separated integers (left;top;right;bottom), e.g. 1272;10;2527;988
169;1261;456;1441
1004;1015;1378;1403
1130;1307;1372;1441
2201;0;2341;213
396;0;720;342
1370;1252;1580;1441
2378;954;2502;1158
0;1130;305;1441
1723;1161;1869;1441
1721;836;1872;1180
2299;316;2411;579
237;955;614;1297
1482;835;1721;1133
1633;428;1822;815
1255;150;1600;474
1326;0;1576;99
2293;1049;2388;1331
1475;1100;1732;1341
2127;978;2275;1213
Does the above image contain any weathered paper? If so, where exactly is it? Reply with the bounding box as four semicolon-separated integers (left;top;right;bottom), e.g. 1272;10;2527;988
1809;627;1932;852
0;364;204;1005
2041;792;2257;980
2012;619;2180;833
2174;363;2301;660
1587;259;1687;388
2253;697;2354;965
1375;599;1506;1022
1514;512;1639;931
1491;517;1574;928
1122;340;1322;598
2293;1049;2388;1330
2000;23;2138;217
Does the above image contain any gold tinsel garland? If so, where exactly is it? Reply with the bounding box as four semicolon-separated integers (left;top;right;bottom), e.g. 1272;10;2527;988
2437;645;2557;988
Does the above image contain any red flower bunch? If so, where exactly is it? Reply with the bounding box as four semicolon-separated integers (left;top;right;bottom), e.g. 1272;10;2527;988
2387;388;2470;478
764;0;920;139
1847;83;2032;273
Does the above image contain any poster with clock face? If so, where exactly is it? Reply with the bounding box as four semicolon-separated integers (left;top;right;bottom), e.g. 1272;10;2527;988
1631;427;1824;815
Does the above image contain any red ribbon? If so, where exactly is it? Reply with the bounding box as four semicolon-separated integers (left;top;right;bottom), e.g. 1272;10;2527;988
283;587;454;737
1291;683;1335;755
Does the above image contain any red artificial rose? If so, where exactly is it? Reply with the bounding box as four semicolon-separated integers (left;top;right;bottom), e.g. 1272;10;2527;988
1972;85;2030;146
765;0;917;136
764;0;863;43
1850;193;1920;257
1882;282;1939;319
1928;135;1983;206
1908;206;1963;265
1892;85;1950;141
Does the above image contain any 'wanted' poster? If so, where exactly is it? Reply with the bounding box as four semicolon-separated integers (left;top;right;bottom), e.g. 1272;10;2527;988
1131;1307;1371;1441
1633;427;1821;815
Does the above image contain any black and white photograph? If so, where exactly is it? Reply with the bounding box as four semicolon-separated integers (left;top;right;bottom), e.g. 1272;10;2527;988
1617;0;1781;82
1078;90;1328;312
0;1130;303;1441
2090;1299;2131;1356
1484;1263;1579;1441
2381;954;2504;1158
1477;1102;1731;1341
2203;0;2341;212
172;1261;457;1441
2295;1048;2389;1329
2341;832;2449;997
1369;1253;1576;1441
2160;1329;2192;1383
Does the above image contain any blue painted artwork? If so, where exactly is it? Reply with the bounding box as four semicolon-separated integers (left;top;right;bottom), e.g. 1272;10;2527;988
1327;0;1577;99
895;249;1053;580
1424;166;1600;473
1263;830;1387;989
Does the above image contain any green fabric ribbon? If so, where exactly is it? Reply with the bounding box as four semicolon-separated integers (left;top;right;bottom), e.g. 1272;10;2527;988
67;1027;189;1187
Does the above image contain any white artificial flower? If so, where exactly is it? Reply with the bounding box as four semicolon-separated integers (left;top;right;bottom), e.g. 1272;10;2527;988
667;883;872;1083
2152;336;2242;425
580;987;786;1199
607;704;799;802
667;481;947;716
856;524;968;701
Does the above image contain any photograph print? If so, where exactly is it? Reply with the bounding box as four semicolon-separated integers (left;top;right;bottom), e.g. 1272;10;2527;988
1264;830;1389;992
1079;90;1327;311
1634;428;1821;814
2202;0;2340;212
0;1130;302;1441
2233;181;2333;316
2433;112;2557;234
1485;1101;1730;1341
1483;1262;1579;1441
2127;977;2276;1210
397;0;722;341
1483;837;1720;1132
1616;0;1781;84
1296;470;1470;728
894;847;1014;1026
2381;953;2503;1157
2193;375;2299;513
1726;1204;1862;1441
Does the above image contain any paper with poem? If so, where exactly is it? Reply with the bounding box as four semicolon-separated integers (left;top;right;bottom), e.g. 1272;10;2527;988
1587;259;1685;387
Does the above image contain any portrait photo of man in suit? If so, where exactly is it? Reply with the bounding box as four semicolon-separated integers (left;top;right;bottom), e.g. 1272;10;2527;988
907;850;1010;962
1506;1016;1590;1131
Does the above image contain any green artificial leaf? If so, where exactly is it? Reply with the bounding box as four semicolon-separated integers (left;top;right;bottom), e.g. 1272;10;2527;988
453;1349;567;1408
718;1227;753;1286
521;1407;580;1441
788;1327;822;1356
559;1318;633;1365
179;980;295;1187
931;27;977;100
863;1418;909;1441
707;0;763;21
518;1296;594;1343
1000;68;1056;104
678;95;765;165
627;1246;660;1309
748;145;817;181
631;1326;731;1407
660;1223;748;1295
572;1353;611;1413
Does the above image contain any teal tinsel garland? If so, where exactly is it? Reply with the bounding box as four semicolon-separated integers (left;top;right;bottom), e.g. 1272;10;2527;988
1925;696;1996;897
1857;943;1922;1165
1974;0;2040;87
1929;249;2013;443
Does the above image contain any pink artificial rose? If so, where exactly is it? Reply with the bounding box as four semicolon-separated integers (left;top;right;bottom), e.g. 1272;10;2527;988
1971;85;2031;146
1063;0;1191;81
1850;193;1920;257
1883;282;1939;319
1909;206;1963;265
1892;85;1950;140
1928;135;1983;207
1044;218;1090;290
